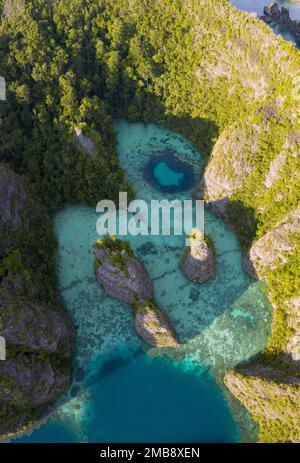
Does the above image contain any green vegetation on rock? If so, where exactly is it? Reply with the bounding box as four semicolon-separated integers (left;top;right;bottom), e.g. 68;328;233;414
224;364;300;443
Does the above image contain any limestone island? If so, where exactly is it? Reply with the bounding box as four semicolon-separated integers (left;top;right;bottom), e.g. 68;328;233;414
180;229;216;283
92;237;179;348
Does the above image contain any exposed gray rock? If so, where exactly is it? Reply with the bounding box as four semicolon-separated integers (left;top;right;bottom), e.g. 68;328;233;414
74;127;95;156
0;359;70;406
181;230;215;283
244;203;300;274
0;166;74;438
224;363;300;442
243;205;300;363
285;297;300;362
93;242;153;304
261;3;300;39
0;298;73;354
3;0;25;19
134;301;179;348
0;273;74;354
198;127;256;218
0;165;28;239
263;152;287;189
93;238;179;348
243;253;258;279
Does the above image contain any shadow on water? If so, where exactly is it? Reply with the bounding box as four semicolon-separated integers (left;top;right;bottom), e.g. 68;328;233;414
226;200;260;251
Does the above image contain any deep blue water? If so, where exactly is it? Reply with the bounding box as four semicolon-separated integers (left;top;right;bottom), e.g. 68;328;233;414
87;356;237;443
146;152;196;192
17;357;237;443
14;121;272;444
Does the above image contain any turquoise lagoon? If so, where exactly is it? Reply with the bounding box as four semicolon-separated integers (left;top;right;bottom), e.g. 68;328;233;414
17;120;272;443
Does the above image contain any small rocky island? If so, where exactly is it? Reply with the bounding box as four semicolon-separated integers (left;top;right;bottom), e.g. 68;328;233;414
92;237;179;348
261;3;300;39
180;229;216;283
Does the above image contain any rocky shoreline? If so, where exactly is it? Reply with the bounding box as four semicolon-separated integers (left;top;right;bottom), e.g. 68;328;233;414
200;100;300;440
261;3;300;39
0;165;73;438
93;237;179;349
180;229;216;284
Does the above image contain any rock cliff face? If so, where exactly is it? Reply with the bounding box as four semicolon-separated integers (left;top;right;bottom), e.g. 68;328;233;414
74;127;95;156
199;108;300;225
244;204;300;276
180;229;215;283
261;3;300;39
286;297;300;362
224;364;300;442
133;301;179;348
242;203;300;362
0;359;70;406
93;237;179;348
0;275;73;353
0;0;299;443
199;99;300;442
202;129;300;440
0;166;27;230
197;123;258;218
93;240;153;304
0;165;28;253
0;166;73;438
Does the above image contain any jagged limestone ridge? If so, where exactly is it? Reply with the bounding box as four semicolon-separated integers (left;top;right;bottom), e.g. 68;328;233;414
261;3;300;39
224;364;300;443
187;2;300;442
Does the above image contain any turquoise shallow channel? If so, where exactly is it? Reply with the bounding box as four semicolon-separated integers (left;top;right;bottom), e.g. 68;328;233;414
16;120;273;443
